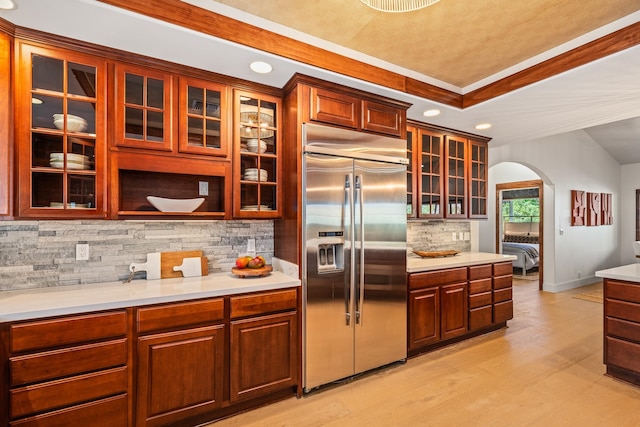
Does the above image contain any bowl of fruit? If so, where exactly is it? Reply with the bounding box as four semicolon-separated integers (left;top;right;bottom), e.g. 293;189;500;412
231;255;272;277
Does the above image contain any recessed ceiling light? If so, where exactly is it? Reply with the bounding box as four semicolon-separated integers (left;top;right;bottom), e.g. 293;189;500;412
0;0;17;10
422;109;440;117
249;61;273;74
475;123;492;130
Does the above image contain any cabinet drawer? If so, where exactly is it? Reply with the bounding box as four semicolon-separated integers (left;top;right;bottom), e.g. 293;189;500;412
469;291;492;309
606;336;640;373
607;317;640;344
469;278;492;295
606;299;640;323
493;288;513;304
493;300;513;324
309;87;359;128
469;306;493;331
231;288;297;319
10;366;128;418
607;280;640;304
10;339;127;386
409;267;467;290
493;262;513;277
137;298;224;334
10;311;127;353
361;100;402;137
10;394;128;427
493;275;512;290
469;264;492;281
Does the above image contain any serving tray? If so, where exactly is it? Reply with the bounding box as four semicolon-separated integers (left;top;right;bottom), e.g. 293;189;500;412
231;265;273;278
413;250;460;258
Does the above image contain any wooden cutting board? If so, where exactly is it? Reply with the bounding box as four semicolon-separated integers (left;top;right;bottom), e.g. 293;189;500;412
160;250;208;278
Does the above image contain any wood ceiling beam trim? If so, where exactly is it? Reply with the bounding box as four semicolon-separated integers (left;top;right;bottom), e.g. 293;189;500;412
463;21;640;108
98;0;638;110
97;0;461;107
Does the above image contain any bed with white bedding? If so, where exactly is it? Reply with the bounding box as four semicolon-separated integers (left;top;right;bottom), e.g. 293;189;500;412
502;241;539;275
501;222;539;275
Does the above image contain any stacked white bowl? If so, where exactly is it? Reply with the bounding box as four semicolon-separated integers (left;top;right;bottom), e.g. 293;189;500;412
246;139;267;154
243;168;268;181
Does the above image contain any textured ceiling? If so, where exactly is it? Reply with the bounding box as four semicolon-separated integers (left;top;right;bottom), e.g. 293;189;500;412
212;0;640;88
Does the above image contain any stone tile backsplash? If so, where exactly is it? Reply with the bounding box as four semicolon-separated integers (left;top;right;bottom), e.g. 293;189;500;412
407;220;471;253
0;220;273;291
0;219;468;291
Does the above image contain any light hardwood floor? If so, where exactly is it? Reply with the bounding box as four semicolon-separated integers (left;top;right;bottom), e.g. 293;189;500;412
210;279;640;426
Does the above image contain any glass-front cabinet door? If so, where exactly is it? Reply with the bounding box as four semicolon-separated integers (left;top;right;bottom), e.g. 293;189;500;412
406;126;444;219
445;135;467;218
114;64;173;151
16;43;106;217
468;139;488;218
179;77;229;157
233;90;281;217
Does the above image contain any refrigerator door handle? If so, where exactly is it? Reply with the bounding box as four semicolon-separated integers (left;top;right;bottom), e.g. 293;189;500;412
355;175;365;324
344;174;352;326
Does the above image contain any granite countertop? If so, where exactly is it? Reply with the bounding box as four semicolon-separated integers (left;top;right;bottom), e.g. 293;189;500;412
407;252;517;273
0;271;300;322
595;263;640;284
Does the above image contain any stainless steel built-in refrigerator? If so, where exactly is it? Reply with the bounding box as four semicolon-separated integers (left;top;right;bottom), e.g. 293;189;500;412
302;123;408;392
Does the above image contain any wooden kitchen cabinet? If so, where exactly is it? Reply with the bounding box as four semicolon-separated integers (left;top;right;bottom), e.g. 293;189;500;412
229;289;298;403
468;264;493;331
493;261;514;324
408;286;440;349
15;42;107;218
0;30;12;218
233;90;282;217
406;121;489;220
406;125;444;218
468;139;488;218
2;311;130;426
603;279;640;386
306;80;405;137
178;76;229;157
135;298;225;427
114;63;174;152
408;262;513;356
408;267;467;352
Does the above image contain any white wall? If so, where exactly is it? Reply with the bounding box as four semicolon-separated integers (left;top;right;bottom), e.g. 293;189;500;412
487;130;621;292
621;164;640;265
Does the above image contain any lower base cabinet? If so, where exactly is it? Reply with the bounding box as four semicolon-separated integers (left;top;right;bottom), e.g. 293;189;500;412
408;262;513;355
230;312;298;403
603;278;640;386
1;288;299;427
136;326;225;427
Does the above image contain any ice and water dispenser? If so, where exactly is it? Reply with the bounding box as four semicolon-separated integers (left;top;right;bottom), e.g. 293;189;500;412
316;231;344;273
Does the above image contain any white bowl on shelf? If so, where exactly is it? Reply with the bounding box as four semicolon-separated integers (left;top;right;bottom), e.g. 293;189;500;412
246;139;267;154
53;114;88;132
147;196;205;213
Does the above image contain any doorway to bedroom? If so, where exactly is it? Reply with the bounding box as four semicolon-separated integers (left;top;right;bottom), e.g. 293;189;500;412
496;180;543;291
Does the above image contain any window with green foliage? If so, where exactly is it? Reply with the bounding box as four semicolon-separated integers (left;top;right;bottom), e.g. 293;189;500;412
502;198;540;223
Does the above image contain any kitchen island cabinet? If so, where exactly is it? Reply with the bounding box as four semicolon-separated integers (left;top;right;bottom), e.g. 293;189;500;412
596;264;640;387
407;254;515;356
0;272;301;427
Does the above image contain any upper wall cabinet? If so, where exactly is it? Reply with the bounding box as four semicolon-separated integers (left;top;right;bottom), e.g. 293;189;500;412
179;76;229;157
305;80;405;138
233;90;281;218
114;63;174;152
407;122;489;220
0;31;12;218
15;42;107;218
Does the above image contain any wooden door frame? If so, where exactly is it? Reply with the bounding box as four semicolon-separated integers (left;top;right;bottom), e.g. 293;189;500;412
495;179;544;290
